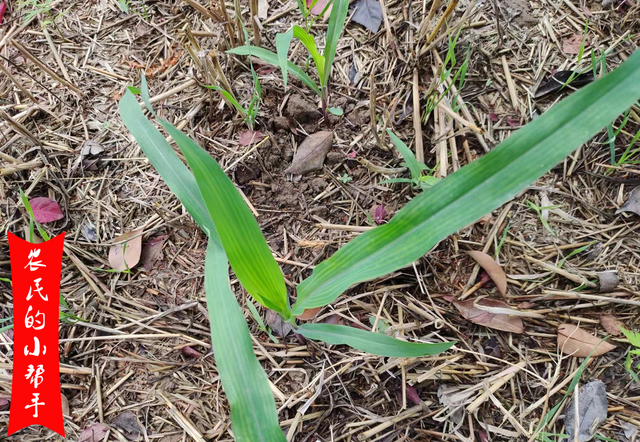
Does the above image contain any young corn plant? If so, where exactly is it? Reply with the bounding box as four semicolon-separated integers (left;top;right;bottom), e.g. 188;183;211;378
120;49;640;441
381;129;439;191
227;0;349;119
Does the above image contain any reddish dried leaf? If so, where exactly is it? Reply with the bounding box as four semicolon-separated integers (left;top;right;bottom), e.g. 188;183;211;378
450;297;524;334
563;33;585;55
0;2;6;25
80;422;110;442
599;314;624;336
405;384;421;405
488;113;498;123
238;130;264;146
557;323;615;357
141;234;168;271
181;346;202;358
29;197;64;224
0;398;9;411
297;307;322;321
467;251;508;297
108;229;144;272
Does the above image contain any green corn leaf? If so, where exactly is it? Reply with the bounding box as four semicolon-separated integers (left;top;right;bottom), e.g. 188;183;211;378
119;90;286;441
297;323;455;357
387;129;422;182
228;46;321;96
292;48;640;316
119;91;215;234
322;0;349;88
136;76;290;318
620;327;640;348
275;29;293;88
292;25;325;82
205;241;286;442
204;85;247;117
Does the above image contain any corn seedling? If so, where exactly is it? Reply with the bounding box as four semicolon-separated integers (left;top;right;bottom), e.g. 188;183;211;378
120;50;640;440
619;327;640;383
228;0;349;119
424;29;470;117
526;200;562;237
205;63;262;130
380;129;439;191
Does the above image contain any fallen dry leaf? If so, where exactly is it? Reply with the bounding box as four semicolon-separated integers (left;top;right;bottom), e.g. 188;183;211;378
0;398;9;411
80;422;110;442
565;380;607;442
449;296;524;334
181;346;202;358
563;33;586;55
405;383;421;405
266;310;294;337
351;0;383;33
111;411;143;440
297;307;322;321
141;234;168;271
108;229;144;272
285;131;334;175
557;324;615;357
616;186;640;216
238;130;264;146
467;251;508;297
61;393;69;416
599;314;624;336
29;197;64;224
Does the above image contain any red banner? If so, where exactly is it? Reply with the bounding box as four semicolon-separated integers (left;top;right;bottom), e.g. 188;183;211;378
7;232;65;437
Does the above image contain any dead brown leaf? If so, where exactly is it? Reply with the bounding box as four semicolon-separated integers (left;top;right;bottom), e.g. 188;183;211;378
61;393;69;416
108;229;144;272
467;250;508;297
111;411;143;440
563;33;585;55
599;314;624;336
141;234;168;271
616;186;640;216
285;131;334;175
266;310;294;337
449;297;524;334
80;422;110;442
557;323;615;357
297;307;322;321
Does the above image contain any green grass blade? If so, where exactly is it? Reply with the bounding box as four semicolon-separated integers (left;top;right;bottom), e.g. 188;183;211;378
162;121;290;318
292;48;640;315
120;89;286;440
297;323;455;357
118;91;215;234
205;241;286;442
275;29;293;88
228;46;321;95
140;90;289;317
204;85;247;117
292;25;325;81
322;0;349;88
387;129;422;182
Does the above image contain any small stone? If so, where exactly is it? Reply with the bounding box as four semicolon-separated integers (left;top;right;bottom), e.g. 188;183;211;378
285;95;321;124
272;116;290;132
326;151;344;165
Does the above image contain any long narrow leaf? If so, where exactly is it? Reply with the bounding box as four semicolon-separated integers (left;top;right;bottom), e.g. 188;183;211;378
119;93;285;441
297;323;455;357
228;46;321;96
119;91;215;234
205;241;286;442
322;0;349;88
136;76;290;318
387;129;422;182
292;49;640;316
275;30;293;88
292;25;325;82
